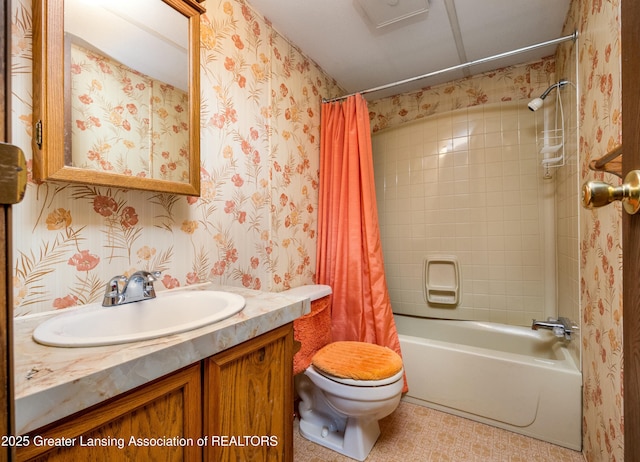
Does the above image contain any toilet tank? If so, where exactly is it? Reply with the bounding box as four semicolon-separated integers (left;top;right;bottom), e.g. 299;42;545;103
282;285;333;374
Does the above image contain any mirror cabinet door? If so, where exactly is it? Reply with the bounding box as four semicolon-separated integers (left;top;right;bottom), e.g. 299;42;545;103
32;0;204;196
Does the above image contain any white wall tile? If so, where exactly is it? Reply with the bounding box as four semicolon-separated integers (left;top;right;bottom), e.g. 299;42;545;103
373;103;555;325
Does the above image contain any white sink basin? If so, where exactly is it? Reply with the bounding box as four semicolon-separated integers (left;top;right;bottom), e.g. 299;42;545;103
33;290;246;347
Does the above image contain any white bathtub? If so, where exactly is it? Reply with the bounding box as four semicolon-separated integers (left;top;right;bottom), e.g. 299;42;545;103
394;315;582;450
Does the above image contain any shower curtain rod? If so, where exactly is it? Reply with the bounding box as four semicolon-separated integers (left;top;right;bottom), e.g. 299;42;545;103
322;30;578;103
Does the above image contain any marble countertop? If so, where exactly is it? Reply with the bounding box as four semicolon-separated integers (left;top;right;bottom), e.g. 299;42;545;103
13;284;309;435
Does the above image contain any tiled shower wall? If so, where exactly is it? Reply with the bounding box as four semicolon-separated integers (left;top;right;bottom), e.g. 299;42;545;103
373;101;554;325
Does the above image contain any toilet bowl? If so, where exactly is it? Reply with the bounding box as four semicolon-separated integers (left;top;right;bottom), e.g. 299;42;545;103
296;364;404;461
285;285;404;461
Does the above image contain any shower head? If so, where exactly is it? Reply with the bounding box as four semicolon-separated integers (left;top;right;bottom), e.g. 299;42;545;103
527;80;570;111
527;97;544;111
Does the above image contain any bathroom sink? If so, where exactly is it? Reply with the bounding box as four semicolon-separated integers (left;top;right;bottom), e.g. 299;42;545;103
33;290;245;347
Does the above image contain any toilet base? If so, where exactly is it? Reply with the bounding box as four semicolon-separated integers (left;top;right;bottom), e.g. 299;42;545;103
298;412;380;461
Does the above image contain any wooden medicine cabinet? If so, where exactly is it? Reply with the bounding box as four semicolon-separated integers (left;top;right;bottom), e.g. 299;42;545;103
32;0;204;195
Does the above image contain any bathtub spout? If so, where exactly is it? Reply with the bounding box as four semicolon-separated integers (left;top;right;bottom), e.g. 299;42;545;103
531;317;576;340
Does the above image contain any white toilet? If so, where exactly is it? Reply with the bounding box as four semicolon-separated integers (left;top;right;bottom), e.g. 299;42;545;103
285;285;404;461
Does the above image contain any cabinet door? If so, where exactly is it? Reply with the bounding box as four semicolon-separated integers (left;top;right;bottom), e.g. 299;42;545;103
204;323;293;462
17;364;202;461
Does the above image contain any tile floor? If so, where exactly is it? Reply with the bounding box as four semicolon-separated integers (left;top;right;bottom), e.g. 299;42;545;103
293;401;585;461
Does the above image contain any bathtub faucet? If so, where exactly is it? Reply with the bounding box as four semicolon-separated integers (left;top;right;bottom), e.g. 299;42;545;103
531;317;576;340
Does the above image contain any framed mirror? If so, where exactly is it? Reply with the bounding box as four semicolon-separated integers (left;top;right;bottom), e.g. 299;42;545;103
32;0;204;196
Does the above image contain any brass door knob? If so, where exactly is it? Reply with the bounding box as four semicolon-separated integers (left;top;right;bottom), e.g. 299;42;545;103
582;170;640;214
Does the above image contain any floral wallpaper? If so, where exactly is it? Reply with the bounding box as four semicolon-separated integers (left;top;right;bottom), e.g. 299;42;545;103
10;0;341;316
368;57;556;131
70;42;190;181
559;0;623;461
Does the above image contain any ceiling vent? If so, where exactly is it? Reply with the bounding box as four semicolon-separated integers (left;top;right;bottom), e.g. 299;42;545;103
356;0;429;29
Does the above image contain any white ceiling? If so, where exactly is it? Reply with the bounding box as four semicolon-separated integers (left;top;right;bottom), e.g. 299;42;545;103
246;0;572;100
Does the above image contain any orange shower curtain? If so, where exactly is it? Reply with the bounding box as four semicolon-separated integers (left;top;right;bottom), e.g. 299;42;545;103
316;94;406;391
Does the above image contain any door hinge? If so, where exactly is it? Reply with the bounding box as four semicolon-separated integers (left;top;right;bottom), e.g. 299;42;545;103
0;143;27;204
35;120;42;149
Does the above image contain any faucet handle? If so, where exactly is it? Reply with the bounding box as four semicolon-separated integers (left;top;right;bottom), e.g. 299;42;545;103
143;270;161;288
103;275;127;306
148;270;161;281
142;271;162;298
105;275;127;293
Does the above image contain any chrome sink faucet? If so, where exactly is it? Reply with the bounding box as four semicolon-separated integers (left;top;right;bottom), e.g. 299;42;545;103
102;271;162;307
531;317;577;340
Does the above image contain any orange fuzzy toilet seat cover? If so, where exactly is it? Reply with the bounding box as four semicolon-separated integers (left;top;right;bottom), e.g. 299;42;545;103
311;341;403;381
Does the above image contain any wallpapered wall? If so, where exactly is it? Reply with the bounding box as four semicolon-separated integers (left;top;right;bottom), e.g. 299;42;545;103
10;0;341;317
367;58;556;132
560;0;623;461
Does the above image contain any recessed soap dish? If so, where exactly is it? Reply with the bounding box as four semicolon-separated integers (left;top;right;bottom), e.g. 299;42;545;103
424;255;460;306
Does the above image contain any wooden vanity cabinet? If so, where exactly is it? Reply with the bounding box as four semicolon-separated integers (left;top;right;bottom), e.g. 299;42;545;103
204;323;294;462
16;364;202;461
17;323;294;462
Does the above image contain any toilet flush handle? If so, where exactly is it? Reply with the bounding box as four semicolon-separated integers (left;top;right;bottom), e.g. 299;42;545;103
581;170;640;214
